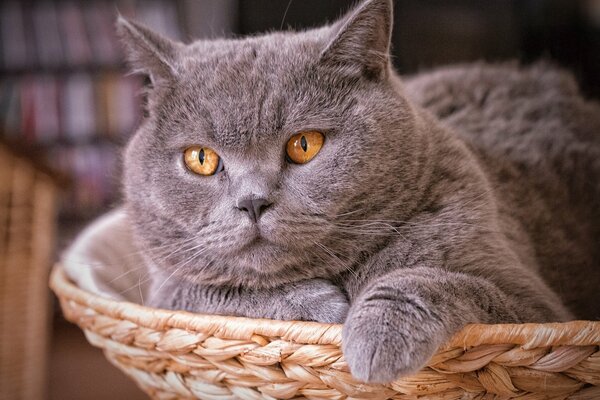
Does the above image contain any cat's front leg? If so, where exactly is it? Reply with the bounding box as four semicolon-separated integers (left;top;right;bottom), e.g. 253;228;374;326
342;267;522;383
256;278;350;323
151;277;349;323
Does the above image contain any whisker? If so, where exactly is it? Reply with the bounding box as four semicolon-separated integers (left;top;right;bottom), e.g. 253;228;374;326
334;208;364;218
107;265;149;284
138;273;145;305
118;274;153;295
280;0;294;30
313;240;359;279
154;263;185;295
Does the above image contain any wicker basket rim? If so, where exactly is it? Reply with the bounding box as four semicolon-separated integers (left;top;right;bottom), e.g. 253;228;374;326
50;264;600;349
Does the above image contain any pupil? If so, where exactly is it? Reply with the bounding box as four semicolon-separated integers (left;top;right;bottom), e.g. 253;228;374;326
300;136;308;152
199;148;205;165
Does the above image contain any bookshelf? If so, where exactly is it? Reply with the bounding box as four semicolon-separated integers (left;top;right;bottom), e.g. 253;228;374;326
0;0;185;228
0;3;237;398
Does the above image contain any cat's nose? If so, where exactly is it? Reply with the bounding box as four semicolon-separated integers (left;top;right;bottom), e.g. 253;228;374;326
236;198;271;223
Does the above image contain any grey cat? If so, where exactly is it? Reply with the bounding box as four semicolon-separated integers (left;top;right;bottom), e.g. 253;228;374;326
65;0;600;384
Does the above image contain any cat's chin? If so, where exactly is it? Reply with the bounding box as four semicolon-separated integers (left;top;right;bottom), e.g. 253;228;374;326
236;236;277;259
231;237;294;275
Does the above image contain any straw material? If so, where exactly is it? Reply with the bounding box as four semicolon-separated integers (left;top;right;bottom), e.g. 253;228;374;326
1;144;58;400
50;266;600;400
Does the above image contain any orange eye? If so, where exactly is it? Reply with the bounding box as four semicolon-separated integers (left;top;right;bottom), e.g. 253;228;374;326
183;146;221;176
286;131;324;164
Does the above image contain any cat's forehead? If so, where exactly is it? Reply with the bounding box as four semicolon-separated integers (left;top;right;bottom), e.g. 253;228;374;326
168;29;341;149
182;29;328;75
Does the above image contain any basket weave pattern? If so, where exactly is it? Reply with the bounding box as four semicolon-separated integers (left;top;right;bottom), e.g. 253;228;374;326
1;145;58;400
50;267;600;400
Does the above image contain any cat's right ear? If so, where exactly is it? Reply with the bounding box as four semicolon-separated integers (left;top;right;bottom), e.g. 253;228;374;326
116;15;181;85
320;0;393;80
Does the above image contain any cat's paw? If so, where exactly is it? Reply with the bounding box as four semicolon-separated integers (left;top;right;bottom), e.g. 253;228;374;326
278;278;349;323
342;298;447;383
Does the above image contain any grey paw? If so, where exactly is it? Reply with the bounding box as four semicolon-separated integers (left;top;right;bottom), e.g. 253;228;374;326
342;298;447;383
278;278;349;323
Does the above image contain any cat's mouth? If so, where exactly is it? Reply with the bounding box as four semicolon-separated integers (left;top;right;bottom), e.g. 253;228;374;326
237;221;276;247
232;234;291;273
223;221;305;273
237;231;276;255
243;235;268;249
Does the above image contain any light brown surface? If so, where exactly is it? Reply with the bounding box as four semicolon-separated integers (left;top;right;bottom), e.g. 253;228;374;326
49;319;147;400
1;145;57;400
50;265;600;399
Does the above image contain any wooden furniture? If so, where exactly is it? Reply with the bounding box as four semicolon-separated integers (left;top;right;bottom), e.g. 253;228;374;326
1;142;61;400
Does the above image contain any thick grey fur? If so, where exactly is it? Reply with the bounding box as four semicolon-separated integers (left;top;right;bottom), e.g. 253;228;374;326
108;0;600;383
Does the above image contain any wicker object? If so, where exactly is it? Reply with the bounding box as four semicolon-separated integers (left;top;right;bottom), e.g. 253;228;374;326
50;266;600;400
1;143;59;400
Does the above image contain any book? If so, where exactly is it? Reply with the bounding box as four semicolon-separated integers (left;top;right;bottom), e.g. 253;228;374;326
0;0;187;218
19;78;36;143
62;73;95;141
57;2;93;67
32;2;64;68
83;2;121;66
1;2;30;69
32;75;60;143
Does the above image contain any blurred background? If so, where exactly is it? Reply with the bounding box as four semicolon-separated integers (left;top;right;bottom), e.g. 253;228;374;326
0;0;599;399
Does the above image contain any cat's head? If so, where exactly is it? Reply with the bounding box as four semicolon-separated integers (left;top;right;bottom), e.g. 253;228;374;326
119;0;428;288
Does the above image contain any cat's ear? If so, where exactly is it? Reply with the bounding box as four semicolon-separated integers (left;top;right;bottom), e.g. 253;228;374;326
321;0;393;79
116;15;181;85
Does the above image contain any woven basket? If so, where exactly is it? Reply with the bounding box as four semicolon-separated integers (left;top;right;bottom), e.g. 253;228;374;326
1;143;59;400
50;265;600;400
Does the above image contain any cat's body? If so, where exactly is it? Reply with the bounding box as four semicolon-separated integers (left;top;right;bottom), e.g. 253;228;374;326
405;64;600;320
63;0;600;384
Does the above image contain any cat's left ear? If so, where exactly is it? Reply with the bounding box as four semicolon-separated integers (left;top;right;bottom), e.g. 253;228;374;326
321;0;393;80
116;15;182;85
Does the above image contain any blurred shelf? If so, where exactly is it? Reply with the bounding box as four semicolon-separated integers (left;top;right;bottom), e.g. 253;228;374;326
0;64;128;76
